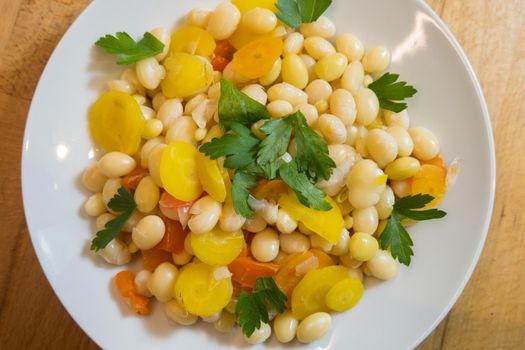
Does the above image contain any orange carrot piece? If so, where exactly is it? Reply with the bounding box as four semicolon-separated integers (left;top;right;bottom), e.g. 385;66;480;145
122;166;149;190
251;179;289;200
420;155;446;169
211;55;230;72
410;164;447;208
114;271;150;315
228;256;279;289
141;249;173;272
154;217;188;254
159;192;194;209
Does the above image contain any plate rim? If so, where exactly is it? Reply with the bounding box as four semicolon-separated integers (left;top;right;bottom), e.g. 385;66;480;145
20;0;497;348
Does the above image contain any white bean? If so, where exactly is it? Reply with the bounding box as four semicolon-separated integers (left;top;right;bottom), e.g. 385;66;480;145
82;164;108;192
296;312;331;343
375;186;395;220
315;53;348;82
300;16;336;39
220;202;246;232
330;228;350;256
300;54;317;82
186;8;212;28
267;82;308;106
339;252;363;269
282;54;309;89
202;310;222;323
214;311;236;333
310;234;333;253
96;213;115;231
84;193;106;217
384;109;410;129
244;322;271;344
243;213;267;233
365;250;398;280
157;99;183;133
366;129;399;168
241;84;268;105
141;137;165;168
362;46;391;73
276;210;298;234
165;299;198;325
242;7;277;34
293;103;318;126
355;88;379;126
102;178;122;208
352;207;379;234
108;79;135;94
336;33;364;62
391;179;411;198
284;32;304;54
409;127;440;160
185;94;207;114
136;57;165;90
259;58;282;86
330;89;356;126
132;215;165;250
172;250;193;266
251;228;280;262
148;262;178;302
317;114;347;144
207;2;241;40
273;311;298;343
346;159;386;209
280;232;310;254
387;126;414;157
97;152;136;178
134;176;160;213
166;116;198;145
147;144;166;187
303;37;336;60
341;61;365;95
188;197;221;235
134;270;153;297
122;210;144;232
191;99;216;129
150;27;170;61
267;100;293;118
98;238;131;265
305;79;333;105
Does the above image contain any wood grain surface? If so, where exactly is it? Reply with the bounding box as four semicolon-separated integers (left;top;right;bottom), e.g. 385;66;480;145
0;0;523;349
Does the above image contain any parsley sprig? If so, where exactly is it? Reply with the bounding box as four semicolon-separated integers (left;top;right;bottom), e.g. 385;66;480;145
236;277;288;337
96;32;165;65
368;72;418;113
90;187;136;251
199;82;335;218
379;194;447;265
276;0;333;28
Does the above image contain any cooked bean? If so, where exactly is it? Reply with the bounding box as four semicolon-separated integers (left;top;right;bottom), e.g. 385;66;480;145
147;144;167;187
134;176;160;213
259;58;282;86
362;46;391;73
352;207;379;234
243;212;267;233
282;54;309;89
165;299;198;325
97;152;136;178
166;116;198;145
141;137;165;168
310;234;333;253
84;193;106;217
284;32;304;54
317;114;347;144
142;119;163;140
315;53;348;82
293;103;319;126
330;228;350;256
409;127;440;160
366;129;398;168
273;311;298;343
391;179;411;198
206;2;241;40
244;322;271;344
365;250;398;280
300;16;336;39
339;252;363;269
132;215;165;250
375;186;395;220
220;201;246;232
303;36;336;60
157;99;183;132
251;228;280;262
267;82;308;106
280;232;310;254
136;57;165;90
82;164;108;192
296;312;331;343
387;126;414;157
276;209;298;234
330;88;356;126
341;61;365;95
300;54;318;82
346;159;386;209
355;88;379;125
349;232;379;262
98;238;131;265
102;178;122;207
384;109;410;129
336;33;365;62
214;311;236;333
134;270;153;297
241;84;268;105
385;157;421;181
148;262;178;302
242;7;277;34
305;79;333;105
268;100;293;118
172;249;193;265
188;196;222;234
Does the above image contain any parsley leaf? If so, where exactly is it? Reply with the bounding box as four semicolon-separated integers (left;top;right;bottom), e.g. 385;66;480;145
276;0;333;28
236;277;287;337
279;160;332;210
368;72;418;113
289;112;335;181
95;32;164;65
199;123;260;170
90;187;137;251
219;79;270;130
257;118;293;165
379;194;447;265
231;171;258;218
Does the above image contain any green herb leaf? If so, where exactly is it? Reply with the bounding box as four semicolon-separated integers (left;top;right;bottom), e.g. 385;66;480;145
96;32;164;65
276;0;333;28
231;171;258;218
379;194;447;265
199;123;260;170
257;118;293;165
219;79;270;130
236;277;287;337
368;72;418;113
279;160;332;210
289;112;335;181
90;187;137;251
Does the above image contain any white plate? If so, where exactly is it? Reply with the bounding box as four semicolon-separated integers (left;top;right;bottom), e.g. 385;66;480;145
21;0;495;349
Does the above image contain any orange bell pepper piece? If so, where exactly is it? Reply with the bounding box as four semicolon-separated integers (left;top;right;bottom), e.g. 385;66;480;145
228;256;279;289
141;249;173;272
122;166;149;190
251;179;289;200
114;271;150;315
154;217;189;254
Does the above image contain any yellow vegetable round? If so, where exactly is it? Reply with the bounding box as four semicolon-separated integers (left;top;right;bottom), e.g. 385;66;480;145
170;26;217;57
325;278;364;312
196;152;227;202
291;265;349;320
160;141;203;201
173;263;233;317
89;91;144;155
190;227;245;266
161;53;213;98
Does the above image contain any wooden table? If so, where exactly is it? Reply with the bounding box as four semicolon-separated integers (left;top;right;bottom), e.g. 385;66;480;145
1;0;523;348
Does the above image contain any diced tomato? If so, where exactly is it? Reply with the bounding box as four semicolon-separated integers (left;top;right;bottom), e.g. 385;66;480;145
211;54;230;72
